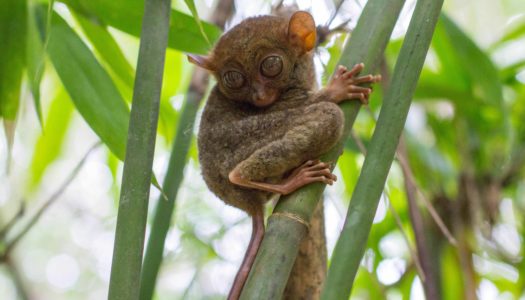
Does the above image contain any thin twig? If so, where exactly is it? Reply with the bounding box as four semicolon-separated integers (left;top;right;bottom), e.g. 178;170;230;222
350;130;367;155
0;203;25;238
1;142;101;257
4;256;31;300
327;0;346;27
181;269;200;300
395;149;458;246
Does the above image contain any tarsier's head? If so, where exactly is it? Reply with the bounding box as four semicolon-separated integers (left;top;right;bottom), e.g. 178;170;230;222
188;11;317;108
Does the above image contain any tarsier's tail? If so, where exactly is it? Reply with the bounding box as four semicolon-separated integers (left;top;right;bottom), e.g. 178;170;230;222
227;206;265;300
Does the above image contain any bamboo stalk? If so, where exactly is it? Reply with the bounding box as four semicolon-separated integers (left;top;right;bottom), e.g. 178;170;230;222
321;0;444;298
108;0;172;298
138;1;233;298
139;75;203;300
239;1;405;298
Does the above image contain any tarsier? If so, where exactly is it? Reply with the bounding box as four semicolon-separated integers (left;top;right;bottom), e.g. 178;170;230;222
188;11;380;299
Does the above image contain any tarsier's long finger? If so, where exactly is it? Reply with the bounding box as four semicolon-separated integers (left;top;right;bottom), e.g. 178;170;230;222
345;63;364;78
334;65;347;78
302;162;329;172
290;159;317;177
301;160;317;167
305;168;334;179
348;86;372;94
352;74;382;84
348;93;368;105
309;176;334;185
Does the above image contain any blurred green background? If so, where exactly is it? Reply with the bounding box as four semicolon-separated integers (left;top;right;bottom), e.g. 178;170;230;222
0;0;524;299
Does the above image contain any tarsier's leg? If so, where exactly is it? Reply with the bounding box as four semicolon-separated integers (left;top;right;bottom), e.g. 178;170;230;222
229;102;344;195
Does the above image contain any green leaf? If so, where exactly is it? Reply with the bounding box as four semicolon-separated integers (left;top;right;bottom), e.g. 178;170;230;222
27;1;47;127
0;0;27;120
30;88;74;188
500;60;525;85
183;0;210;45
60;0;221;54
440;13;504;106
493;15;525;46
38;8;130;160
1;0;27;172
74;12;135;89
429;19;471;97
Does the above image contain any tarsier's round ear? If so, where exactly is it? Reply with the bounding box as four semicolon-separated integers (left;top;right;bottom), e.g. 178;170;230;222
287;11;316;53
187;54;215;71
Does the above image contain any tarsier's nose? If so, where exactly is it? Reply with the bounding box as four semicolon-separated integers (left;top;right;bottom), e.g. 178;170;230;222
252;83;278;107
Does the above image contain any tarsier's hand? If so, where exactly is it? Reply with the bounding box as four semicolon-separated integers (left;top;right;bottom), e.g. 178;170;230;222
326;63;381;105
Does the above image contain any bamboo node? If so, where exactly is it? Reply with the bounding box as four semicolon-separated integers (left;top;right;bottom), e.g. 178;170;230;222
272;212;310;230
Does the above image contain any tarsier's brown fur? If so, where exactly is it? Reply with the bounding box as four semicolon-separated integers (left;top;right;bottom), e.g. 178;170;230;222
190;11;379;300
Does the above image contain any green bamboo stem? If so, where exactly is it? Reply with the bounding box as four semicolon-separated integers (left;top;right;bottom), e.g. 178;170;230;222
138;1;233;298
108;0;171;298
239;1;405;298
139;86;201;300
321;0;444;298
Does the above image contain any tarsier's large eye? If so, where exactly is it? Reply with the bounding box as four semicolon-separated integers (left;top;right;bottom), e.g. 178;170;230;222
260;56;283;77
223;71;245;89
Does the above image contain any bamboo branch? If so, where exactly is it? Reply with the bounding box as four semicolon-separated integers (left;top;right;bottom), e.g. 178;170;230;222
108;0;172;298
321;0;443;298
0;203;24;239
4;257;31;300
397;139;440;299
239;1;406;298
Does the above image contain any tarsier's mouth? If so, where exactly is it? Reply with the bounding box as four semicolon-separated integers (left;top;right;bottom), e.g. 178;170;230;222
252;88;279;107
253;95;278;107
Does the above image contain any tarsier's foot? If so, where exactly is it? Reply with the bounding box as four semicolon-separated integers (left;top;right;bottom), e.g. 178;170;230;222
327;63;381;105
228;160;337;195
280;160;337;195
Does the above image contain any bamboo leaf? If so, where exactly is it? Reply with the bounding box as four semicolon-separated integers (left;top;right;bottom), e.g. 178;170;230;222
500;60;525;84
440;13;504;107
430;20;470;95
27;1;47;127
493;15;525;46
322;0;443;298
0;0;26;121
61;0;221;54
239;0;406;298
29;88;74;188
183;0;210;45
0;0;27;172
38;8;130;160
108;0;172;297
74;13;135;89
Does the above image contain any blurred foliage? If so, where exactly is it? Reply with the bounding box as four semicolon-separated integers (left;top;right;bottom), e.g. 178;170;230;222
0;0;524;299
